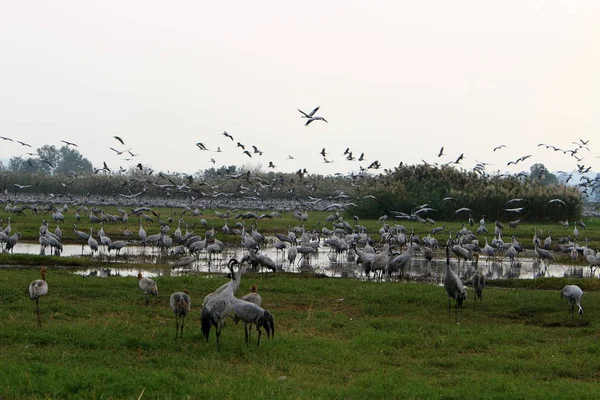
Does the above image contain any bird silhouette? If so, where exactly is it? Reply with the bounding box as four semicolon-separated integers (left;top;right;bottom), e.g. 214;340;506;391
298;105;320;119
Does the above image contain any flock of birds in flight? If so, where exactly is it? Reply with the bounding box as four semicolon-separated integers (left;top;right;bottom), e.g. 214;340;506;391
1;103;598;198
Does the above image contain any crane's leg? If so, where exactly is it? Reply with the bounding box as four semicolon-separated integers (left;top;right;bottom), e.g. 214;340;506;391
36;298;41;328
216;325;221;352
175;315;180;338
181;316;185;338
448;298;451;322
257;327;262;347
244;323;249;345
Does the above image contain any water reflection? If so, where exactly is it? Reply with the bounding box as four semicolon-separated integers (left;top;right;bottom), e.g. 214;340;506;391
6;242;595;280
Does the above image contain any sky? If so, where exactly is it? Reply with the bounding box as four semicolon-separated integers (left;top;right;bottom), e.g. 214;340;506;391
0;0;599;178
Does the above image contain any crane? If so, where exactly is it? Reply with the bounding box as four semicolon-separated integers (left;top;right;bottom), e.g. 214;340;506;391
87;227;98;255
231;297;275;347
201;258;244;351
561;285;583;318
29;267;49;327
472;254;485;303
138;272;158;305
170;290;191;338
444;245;467;323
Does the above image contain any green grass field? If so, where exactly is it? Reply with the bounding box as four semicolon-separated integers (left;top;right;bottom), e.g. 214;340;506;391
1;268;600;399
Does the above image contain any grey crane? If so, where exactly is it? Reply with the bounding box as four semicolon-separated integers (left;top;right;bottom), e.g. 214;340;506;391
5;232;21;253
543;231;552;250
29;267;49;327
287;245;298;265
444;245;467;323
231;297;275;347
138;220;147;246
170;290;191;338
201;258;244;351
534;243;554;263
296;245;318;265
240;284;262;306
387;243;415;278
138;271;158;305
172;255;197;269
472;254;485;303
87;227;99;255
107;240;127;256
241;250;277;272
561;285;583;318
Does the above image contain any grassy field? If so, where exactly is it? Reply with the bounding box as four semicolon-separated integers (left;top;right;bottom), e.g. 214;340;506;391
1;268;600;399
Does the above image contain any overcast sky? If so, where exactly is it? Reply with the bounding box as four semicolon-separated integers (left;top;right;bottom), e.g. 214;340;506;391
1;1;598;177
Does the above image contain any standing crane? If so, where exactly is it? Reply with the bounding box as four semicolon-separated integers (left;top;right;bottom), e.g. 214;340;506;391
444;245;467;323
138;272;158;305
201;258;244;351
170;290;191;338
231;296;275;347
240;284;262;306
29;267;48;327
87;227;99;255
472;254;485;303
72;224;89;255
561;285;583;319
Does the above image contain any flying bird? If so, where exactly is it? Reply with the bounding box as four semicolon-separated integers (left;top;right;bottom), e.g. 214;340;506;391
320;148;327;157
507;155;532;166
237;142;245;150
438;147;445;157
243;150;252;157
454;207;472;214
17;140;31;147
454;153;464;164
223;131;234;140
14;183;33;189
110;147;131;155
493;144;506;151
113;136;125;145
367;160;381;169
305;116;327;126
61;140;77;147
268;161;276;168
196;142;208;150
298;105;320;119
0;136;13;141
547;198;566;207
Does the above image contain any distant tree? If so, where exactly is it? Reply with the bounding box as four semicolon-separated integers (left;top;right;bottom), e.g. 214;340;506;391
203;165;238;178
530;163;558;186
55;146;93;175
7;145;93;175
